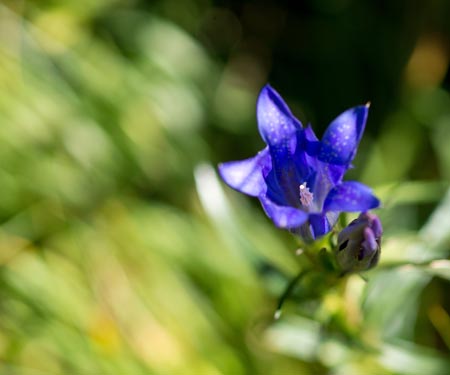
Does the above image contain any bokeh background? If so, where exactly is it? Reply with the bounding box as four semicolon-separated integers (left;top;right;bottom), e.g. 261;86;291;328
0;0;450;374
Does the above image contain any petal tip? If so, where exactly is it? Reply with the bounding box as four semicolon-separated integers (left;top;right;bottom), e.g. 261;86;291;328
318;105;369;165
218;149;271;197
256;84;300;146
324;181;381;213
260;196;308;229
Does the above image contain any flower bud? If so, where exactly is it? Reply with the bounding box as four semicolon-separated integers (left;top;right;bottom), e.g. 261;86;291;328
335;212;382;273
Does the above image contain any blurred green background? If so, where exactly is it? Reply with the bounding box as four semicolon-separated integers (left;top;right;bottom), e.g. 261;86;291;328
0;0;449;374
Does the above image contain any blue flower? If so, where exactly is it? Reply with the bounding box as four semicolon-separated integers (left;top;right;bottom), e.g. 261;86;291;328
218;84;380;240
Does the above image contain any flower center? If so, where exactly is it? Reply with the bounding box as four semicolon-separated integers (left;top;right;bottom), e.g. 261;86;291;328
299;183;314;207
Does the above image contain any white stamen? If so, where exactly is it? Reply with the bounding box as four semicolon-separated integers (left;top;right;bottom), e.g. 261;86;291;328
299;183;314;207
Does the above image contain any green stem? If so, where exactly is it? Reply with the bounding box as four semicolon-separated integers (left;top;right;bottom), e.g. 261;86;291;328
274;269;310;319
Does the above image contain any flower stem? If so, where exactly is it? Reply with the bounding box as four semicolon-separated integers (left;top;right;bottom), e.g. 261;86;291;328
274;269;310;319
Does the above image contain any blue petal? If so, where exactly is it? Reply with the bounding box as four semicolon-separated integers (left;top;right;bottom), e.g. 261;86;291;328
301;125;320;156
257;84;301;148
218;148;271;197
318;105;369;165
308;162;346;209
259;195;308;229
323;181;380;212
304;124;318;142
309;214;331;238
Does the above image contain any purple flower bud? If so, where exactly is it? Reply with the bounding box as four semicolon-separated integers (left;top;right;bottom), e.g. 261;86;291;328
335;212;382;273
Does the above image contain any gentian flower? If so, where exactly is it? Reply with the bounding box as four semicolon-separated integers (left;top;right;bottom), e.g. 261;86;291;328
219;84;380;240
335;212;382;272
